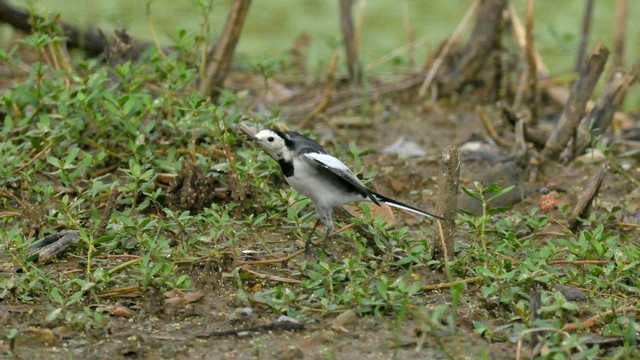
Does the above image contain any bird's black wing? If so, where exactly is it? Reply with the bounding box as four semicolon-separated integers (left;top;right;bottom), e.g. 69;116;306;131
301;152;380;205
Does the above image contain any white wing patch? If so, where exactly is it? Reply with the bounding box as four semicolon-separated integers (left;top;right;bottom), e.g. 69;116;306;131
303;153;352;173
301;151;379;205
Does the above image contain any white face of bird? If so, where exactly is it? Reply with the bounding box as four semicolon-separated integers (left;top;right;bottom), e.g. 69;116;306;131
250;129;289;160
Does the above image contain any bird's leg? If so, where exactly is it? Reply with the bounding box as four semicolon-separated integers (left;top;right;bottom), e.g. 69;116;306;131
309;205;333;254
305;220;320;255
321;221;333;251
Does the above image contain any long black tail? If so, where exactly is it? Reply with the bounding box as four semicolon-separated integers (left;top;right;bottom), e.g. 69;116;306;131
372;193;443;220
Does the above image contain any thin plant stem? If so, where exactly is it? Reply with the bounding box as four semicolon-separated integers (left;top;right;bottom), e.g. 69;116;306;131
146;0;166;58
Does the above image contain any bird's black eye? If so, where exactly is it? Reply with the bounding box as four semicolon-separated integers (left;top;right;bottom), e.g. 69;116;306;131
268;137;274;142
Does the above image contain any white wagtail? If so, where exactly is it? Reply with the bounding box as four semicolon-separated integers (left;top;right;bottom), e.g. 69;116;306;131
247;128;442;254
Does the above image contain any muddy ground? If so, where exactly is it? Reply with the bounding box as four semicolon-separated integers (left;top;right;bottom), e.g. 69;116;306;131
1;80;638;360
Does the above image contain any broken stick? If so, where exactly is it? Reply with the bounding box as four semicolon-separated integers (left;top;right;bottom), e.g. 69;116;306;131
199;0;252;100
567;162;607;229
523;0;538;115
613;0;629;68
31;231;81;263
197;321;305;338
0;0;107;57
438;0;507;95
541;42;609;160
300;51;340;128
509;8;632;129
338;0;360;83
432;146;460;259
418;0;479;98
575;0;595;71
576;69;638;155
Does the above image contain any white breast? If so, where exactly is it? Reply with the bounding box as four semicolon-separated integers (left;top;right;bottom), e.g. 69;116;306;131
285;157;367;208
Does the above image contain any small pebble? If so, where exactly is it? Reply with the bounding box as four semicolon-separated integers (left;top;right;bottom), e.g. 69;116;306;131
555;284;587;301
239;307;253;317
620;162;631;171
331;309;357;330
381;136;426;157
276;315;300;324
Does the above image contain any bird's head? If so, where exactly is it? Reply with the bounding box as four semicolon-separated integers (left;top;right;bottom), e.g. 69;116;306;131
248;129;292;160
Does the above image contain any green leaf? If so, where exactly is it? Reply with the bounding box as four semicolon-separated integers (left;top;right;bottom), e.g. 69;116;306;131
50;288;65;305
81;281;96;292
473;321;490;335
488;185;515;202
64;147;80;168
2;116;13;135
462;186;481;201
475;266;494;281
46;156;62;168
488;206;511;215
176;275;188;285
140;169;154;180
122;97;137;116
361;203;371;219
406;281;421;294
483;183;502;194
46;307;63;322
619;150;638;158
376;280;388;296
66;290;84;306
6;328;19;339
150;263;162;276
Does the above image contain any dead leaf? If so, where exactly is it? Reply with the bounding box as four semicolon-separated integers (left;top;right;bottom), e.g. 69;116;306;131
20;328;56;346
389;178;407;192
251;283;263;293
624;187;640;212
330;309;357;333
163;289;204;304
538;194;566;211
53;326;74;338
98;305;136;318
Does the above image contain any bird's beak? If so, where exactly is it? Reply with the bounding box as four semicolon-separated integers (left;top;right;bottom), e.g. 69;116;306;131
246;136;257;143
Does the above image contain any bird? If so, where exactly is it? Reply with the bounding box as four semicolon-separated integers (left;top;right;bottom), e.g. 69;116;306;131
247;128;442;254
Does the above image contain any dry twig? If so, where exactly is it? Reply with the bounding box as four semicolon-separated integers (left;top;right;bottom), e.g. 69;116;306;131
301;51;340;128
567;162;607;229
523;0;538;117
433;146;459;259
243;268;303;284
418;0;479;98
541;42;609;160
562;303;637;331
197;321;305;338
339;0;360;83
509;8;633;128
576;69;637;154
613;0;629;68
199;0;252;100
31;231;80;263
0;0;107;56
421;277;481;291
437;0;507;95
94;186;120;239
575;0;594;71
477;106;513;148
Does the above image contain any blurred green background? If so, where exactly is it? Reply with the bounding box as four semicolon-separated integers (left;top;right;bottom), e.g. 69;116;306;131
5;0;640;108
